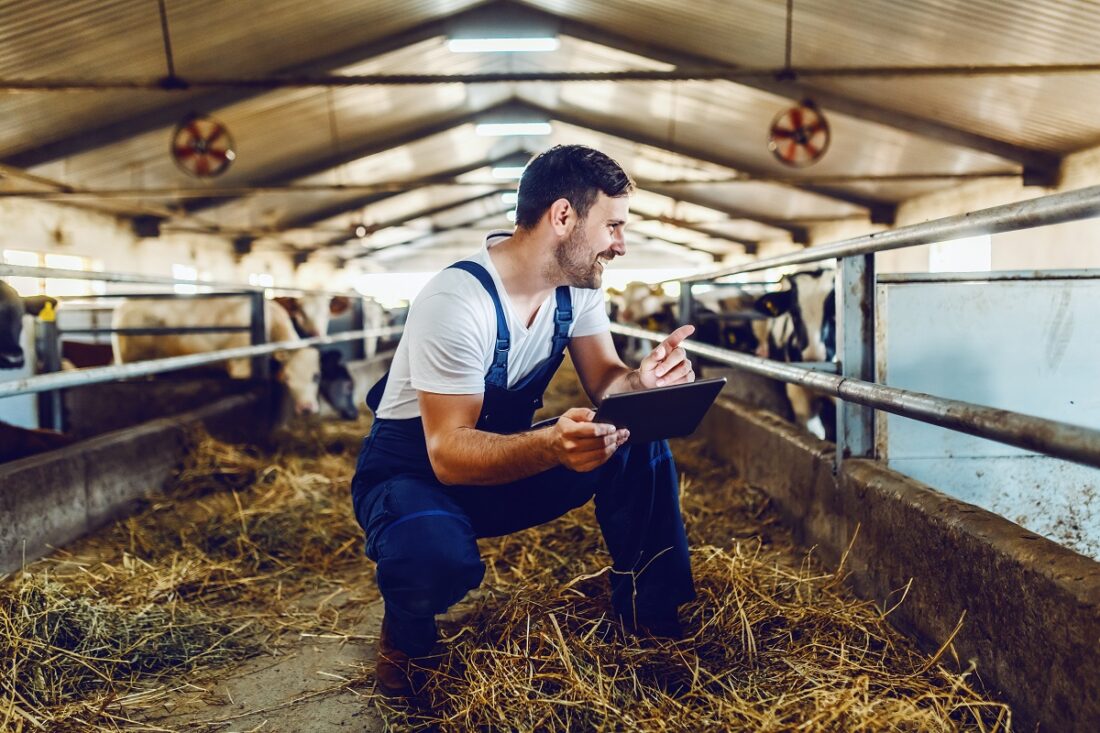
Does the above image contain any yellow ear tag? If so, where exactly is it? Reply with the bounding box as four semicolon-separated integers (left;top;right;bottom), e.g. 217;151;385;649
767;302;778;315
39;301;57;323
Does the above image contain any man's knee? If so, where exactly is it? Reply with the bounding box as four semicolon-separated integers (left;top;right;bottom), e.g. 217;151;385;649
376;522;485;616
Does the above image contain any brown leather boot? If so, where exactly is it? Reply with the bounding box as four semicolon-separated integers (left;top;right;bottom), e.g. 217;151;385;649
375;616;434;698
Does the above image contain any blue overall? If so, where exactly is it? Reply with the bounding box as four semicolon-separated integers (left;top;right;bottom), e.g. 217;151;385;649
350;261;695;656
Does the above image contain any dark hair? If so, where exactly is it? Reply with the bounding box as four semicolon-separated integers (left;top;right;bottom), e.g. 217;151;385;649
513;145;634;229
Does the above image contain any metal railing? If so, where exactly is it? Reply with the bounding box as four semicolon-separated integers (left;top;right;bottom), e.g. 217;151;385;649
652;184;1100;468
0;328;402;399
0;264;397;426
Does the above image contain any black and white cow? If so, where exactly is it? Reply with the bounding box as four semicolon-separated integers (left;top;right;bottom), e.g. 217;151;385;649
753;269;837;441
1;280;70;462
1;280;54;370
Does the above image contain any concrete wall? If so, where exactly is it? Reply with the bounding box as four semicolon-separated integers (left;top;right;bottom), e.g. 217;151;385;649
0;391;272;574
701;397;1100;733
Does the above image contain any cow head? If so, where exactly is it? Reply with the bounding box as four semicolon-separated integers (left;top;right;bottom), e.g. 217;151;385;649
1;281;56;370
753;269;835;363
613;281;676;325
273;347;321;415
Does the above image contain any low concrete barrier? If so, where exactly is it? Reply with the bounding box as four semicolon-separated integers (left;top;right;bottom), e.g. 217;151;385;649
0;390;270;574
700;397;1100;732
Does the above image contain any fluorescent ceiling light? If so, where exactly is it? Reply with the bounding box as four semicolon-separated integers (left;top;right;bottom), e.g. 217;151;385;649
475;122;552;136
506;210;517;222
501;192;518;204
491;166;526;179
447;37;559;53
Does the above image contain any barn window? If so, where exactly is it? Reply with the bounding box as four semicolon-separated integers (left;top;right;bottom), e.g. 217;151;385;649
2;249;103;297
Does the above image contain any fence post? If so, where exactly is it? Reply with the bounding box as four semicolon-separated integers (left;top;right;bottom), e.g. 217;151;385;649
835;254;875;464
678;281;694;327
351;297;366;360
35;303;64;430
249;291;269;381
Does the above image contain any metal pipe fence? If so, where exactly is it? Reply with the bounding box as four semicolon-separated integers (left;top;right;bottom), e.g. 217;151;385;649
612;323;1100;472
0;327;402;399
650;184;1100;468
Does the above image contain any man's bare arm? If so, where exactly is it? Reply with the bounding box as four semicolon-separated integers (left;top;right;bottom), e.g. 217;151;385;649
569;325;697;404
419;391;627;486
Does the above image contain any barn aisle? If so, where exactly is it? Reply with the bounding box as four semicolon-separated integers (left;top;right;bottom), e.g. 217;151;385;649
1;360;1010;732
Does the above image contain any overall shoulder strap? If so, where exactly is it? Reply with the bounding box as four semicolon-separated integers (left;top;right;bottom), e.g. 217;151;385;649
551;286;573;354
447;261;509;386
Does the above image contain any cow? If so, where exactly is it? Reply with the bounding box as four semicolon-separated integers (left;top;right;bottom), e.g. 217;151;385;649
607;281;767;358
753;268;837;441
112;297;322;416
1;280;70;462
1;280;55;370
271;295;388;420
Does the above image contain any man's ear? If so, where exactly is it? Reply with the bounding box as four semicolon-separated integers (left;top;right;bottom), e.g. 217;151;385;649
754;289;795;317
548;198;573;235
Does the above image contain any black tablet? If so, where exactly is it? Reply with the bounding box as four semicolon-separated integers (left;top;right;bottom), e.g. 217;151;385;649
594;377;727;444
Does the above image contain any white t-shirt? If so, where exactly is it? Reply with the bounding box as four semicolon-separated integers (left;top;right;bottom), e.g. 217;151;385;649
374;232;611;419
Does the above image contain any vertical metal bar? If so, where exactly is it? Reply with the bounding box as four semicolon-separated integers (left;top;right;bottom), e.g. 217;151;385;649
35;315;63;430
351;297;366;360
678;281;694;326
249;291;269;381
835;254;875;462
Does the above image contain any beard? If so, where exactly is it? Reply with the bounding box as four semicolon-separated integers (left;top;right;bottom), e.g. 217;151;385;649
550;224;614;289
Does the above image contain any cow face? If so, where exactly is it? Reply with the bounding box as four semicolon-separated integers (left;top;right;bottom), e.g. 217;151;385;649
273;347;321;415
0;280;25;369
0;285;50;370
755;270;835;363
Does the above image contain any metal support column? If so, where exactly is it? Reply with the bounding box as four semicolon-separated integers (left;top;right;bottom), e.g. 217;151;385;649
35;310;63;430
678;282;694;327
248;291;270;381
351;297;366;361
835;255;875;462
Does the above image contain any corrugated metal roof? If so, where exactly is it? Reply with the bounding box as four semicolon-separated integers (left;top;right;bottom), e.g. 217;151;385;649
0;0;479;159
3;0;1100;267
525;0;1100;153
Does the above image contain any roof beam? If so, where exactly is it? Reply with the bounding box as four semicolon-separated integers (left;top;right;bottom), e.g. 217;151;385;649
317;188;509;249
641;184;810;244
349;208;509;261
182;102;513;214
631;210;755;249
542;6;1061;184
2;12;460;169
281;153;516;232
519;99;897;223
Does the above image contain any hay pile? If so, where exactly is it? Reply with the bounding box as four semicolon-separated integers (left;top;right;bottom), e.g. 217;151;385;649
369;363;1012;731
0;358;1012;732
0;417;376;731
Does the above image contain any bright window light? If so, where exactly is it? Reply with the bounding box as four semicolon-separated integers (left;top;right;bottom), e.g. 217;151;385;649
447;37;559;53
506;210;517;222
501;192;518;205
491;166;526;179
929;234;991;273
248;272;275;288
172;263;198;294
2;249;41;296
475;122;552;136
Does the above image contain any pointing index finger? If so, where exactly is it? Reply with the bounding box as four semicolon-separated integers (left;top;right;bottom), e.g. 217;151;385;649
661;324;695;351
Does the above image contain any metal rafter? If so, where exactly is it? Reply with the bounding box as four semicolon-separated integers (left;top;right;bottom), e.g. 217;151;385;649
517;99;897;223
1;12;458;169
317;188;510;249
542;3;1062;183
184;103;516;213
